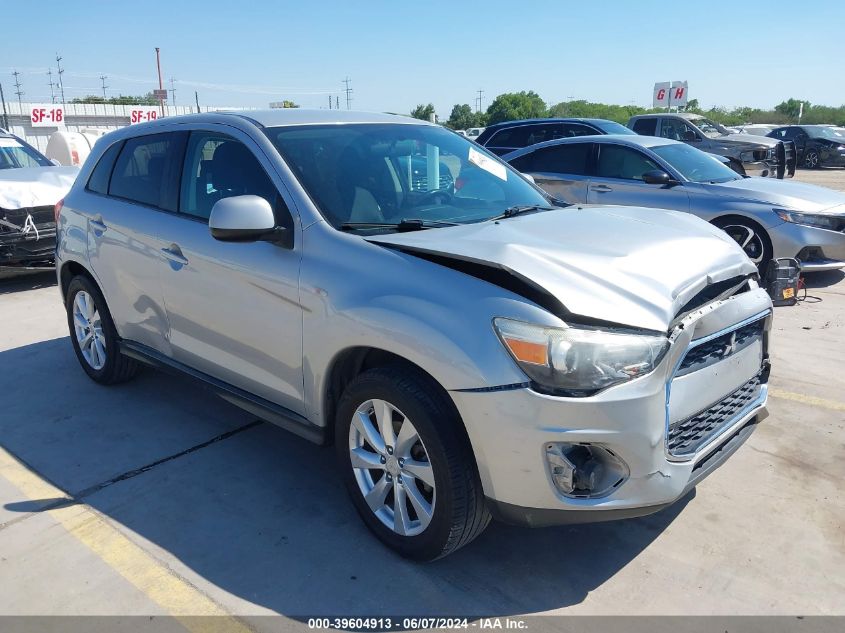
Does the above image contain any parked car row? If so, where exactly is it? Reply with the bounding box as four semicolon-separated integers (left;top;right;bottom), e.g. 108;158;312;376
55;110;774;560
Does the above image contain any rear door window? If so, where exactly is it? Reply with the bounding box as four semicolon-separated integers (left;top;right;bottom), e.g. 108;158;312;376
560;123;597;138
108;134;175;208
529;144;592;175
632;118;658;136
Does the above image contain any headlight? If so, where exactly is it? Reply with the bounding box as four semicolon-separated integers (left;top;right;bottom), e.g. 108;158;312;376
774;209;843;231
493;318;669;396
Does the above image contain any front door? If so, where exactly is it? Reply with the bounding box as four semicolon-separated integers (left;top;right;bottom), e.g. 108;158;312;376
586;143;690;213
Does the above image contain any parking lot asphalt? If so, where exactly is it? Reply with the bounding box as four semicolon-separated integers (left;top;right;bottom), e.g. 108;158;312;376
1;173;844;629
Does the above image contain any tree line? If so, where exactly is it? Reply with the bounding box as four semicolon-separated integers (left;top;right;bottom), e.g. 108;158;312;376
411;92;845;128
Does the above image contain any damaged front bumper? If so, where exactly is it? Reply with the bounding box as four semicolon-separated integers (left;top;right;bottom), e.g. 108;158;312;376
451;287;772;527
0;206;56;267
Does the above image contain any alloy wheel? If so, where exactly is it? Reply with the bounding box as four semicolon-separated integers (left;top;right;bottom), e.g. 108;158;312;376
72;290;106;370
348;399;436;536
804;151;819;169
722;224;766;265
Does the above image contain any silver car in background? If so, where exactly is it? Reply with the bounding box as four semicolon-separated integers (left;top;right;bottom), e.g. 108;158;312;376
505;135;845;271
56;110;772;560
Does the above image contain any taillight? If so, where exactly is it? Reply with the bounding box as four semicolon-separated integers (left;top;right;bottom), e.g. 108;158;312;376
54;198;64;224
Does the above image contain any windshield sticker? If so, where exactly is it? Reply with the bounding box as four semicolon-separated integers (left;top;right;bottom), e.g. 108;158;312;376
468;147;507;181
0;138;24;148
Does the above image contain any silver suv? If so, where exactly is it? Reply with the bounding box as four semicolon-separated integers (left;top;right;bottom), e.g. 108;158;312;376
56;110;773;560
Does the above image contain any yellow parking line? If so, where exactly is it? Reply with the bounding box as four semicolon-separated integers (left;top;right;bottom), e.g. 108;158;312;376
0;446;253;633
769;388;845;412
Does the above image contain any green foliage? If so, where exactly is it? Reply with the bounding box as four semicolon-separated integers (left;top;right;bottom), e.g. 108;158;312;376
485;91;546;125
280;100;299;108
547;99;658;123
71;93;158;105
445;103;487;130
411;103;436;121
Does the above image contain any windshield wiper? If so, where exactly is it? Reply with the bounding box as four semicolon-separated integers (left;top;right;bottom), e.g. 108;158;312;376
340;218;460;232
487;205;556;222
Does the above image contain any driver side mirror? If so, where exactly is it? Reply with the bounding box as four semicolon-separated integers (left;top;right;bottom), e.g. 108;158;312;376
682;130;700;142
209;195;289;246
642;170;679;186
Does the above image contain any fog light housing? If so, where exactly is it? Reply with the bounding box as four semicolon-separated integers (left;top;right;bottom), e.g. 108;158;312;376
545;443;629;499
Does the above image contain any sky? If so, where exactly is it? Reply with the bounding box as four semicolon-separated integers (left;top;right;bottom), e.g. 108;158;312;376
2;0;844;117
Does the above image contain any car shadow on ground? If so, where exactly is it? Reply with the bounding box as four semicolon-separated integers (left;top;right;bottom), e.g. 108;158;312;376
802;270;844;289
0;338;691;618
0;270;57;294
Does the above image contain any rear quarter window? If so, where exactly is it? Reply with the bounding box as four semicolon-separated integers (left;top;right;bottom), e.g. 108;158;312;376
86;141;123;195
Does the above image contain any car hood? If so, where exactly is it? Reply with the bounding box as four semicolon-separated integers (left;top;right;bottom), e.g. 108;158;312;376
716;133;780;148
0;166;79;209
704;177;845;213
367;206;757;332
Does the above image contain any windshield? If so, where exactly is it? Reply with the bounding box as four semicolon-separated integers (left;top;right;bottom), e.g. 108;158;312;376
693;118;730;138
651;143;740;183
0;137;53;170
807;126;845;141
592;120;637;135
267;123;550;230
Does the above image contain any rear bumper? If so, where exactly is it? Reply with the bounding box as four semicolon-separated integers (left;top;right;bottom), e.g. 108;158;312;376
0;229;57;267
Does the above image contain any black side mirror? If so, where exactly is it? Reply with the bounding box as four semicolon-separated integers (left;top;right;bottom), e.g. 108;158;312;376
642;170;679;186
682;130;700;142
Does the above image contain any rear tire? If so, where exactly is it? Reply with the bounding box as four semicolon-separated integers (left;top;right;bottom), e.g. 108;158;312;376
803;149;820;169
335;365;490;561
65;275;140;385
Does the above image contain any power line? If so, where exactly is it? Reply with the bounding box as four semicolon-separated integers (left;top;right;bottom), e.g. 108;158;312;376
475;89;484;113
12;70;23;105
100;75;109;100
56;53;66;104
343;77;353;110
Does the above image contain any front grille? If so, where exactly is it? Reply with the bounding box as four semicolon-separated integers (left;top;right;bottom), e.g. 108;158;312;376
667;373;762;458
677;318;764;376
0;205;55;233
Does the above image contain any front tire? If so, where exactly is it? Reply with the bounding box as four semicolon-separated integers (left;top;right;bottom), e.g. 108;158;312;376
335;365;490;560
803;149;820;169
65;275;139;385
713;217;773;271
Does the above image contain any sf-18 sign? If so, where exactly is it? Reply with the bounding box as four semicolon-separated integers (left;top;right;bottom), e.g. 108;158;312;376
30;105;65;127
129;107;160;124
653;81;688;107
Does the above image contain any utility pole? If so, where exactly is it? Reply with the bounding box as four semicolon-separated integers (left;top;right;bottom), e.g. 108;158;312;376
56;54;66;104
343;77;352;110
169;77;177;107
47;69;57;103
100;75;109;101
0;83;9;130
475;89;484;113
154;48;165;115
12;70;24;106
195;91;200;113
336;96;339;110
328;95;332;109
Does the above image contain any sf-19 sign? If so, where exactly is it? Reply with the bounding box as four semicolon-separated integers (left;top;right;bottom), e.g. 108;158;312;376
129;107;161;124
30;105;65;127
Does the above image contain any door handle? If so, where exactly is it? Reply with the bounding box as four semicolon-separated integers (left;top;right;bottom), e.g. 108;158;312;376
161;246;189;267
591;184;613;193
90;216;107;235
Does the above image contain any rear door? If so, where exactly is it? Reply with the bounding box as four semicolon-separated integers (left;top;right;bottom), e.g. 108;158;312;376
508;142;592;203
586;143;690;212
84;133;178;352
153;127;305;413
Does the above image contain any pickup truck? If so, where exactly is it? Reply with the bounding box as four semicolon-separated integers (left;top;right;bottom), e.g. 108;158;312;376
628;113;796;179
